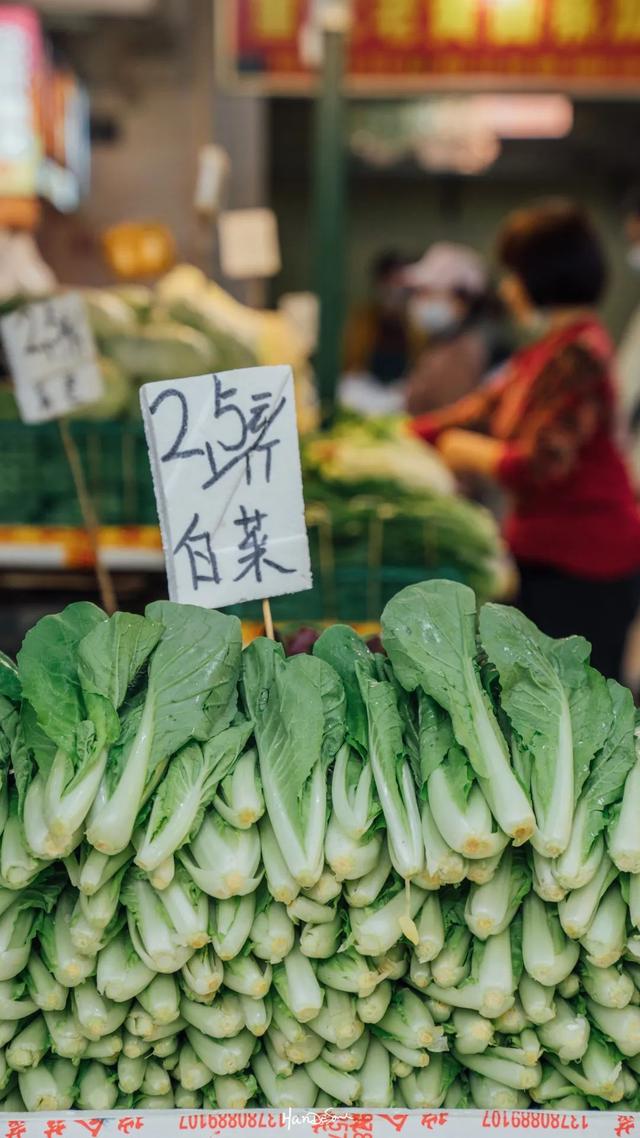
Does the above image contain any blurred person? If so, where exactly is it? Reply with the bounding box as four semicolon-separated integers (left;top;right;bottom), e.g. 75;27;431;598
403;242;510;416
411;200;640;679
341;250;412;415
617;187;640;484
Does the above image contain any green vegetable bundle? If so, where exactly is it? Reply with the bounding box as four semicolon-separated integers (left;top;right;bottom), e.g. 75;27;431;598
0;580;638;1113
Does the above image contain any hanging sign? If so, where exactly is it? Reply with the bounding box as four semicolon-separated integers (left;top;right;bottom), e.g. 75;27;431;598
218;0;640;93
140;365;312;608
0;292;103;423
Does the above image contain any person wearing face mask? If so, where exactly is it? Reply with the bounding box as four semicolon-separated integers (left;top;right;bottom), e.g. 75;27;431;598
411;200;640;680
403;242;507;417
616;188;640;486
341;251;414;414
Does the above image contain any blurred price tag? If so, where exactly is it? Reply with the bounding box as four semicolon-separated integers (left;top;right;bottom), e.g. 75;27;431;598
1;292;103;423
218;207;281;278
141;365;312;608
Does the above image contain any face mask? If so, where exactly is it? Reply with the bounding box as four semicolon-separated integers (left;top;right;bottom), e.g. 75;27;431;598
628;245;640;272
409;297;458;333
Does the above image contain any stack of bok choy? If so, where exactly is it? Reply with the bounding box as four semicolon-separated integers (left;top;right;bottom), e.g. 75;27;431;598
0;580;638;1113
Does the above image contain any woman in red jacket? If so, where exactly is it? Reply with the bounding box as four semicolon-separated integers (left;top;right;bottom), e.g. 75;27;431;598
412;201;640;679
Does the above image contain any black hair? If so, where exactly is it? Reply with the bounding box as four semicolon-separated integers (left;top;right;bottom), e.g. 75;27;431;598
371;251;407;281
497;199;607;308
623;186;640;219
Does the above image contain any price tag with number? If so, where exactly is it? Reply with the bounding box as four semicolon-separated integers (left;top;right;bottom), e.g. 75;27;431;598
140;365;312;608
1;292;103;423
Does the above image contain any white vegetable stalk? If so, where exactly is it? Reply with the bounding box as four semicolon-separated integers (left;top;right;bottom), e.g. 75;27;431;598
280;944;324;1023
179;815;261;900
250;899;295;965
466;852;503;886
522;893;580;986
180;993;244;1038
409;953;432;990
344;846;392;908
138;974;180;1025
40;892;96;988
25;952;66;1012
224;954;272;999
586;1000;640;1057
428;770;507;861
549;1037;624;1102
558;852;617;939
72;980;110;1040
553;800;604;891
1;805;44;889
359;1037;393;1107
453;1047;541;1091
77;1061;118;1110
304;869;341;905
240;994;270;1037
181;946;224;1000
186;1026;255;1076
531;850;566;903
213;1073;257;1109
325;814;382;881
494;1001;529;1036
214;748;264;830
6;1017;48;1070
309;989;363;1049
149;855;175;891
537;997;590;1063
305;1057;361;1105
529;685;573;858
350;883;425;956
464;847;527;940
287;895;336;925
259;816;300;905
211;894;255;961
415;893;444;963
469;1073;530;1110
261;756;326;890
580;882;627;967
418;800;466;885
79;845;133;896
117;1054;147;1094
123;873;193;975
431;928;472;989
176;1042;211;1091
300;914;340;959
331;745;377;839
452;1008;494;1055
400;1055;452;1108
518;975;556;1025
252;1051;316;1108
96;930;154;1003
87;692;156;855
43;1009;87;1061
357;980;392;1024
608;755;640;872
155;871;209;950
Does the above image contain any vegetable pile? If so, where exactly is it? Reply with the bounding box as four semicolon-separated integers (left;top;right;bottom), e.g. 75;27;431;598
303;416;503;602
0;579;638;1113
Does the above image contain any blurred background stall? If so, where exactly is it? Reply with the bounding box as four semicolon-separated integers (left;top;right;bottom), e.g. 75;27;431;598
2;0;640;667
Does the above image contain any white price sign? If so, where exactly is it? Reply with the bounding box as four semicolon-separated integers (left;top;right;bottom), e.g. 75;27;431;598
0;1106;627;1136
140;366;312;608
1;292;103;423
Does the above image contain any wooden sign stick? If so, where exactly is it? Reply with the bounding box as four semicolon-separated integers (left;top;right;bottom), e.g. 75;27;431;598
262;598;275;641
58;419;117;615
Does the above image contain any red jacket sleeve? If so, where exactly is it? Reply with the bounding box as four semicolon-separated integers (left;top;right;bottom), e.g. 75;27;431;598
493;344;608;492
410;370;512;446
